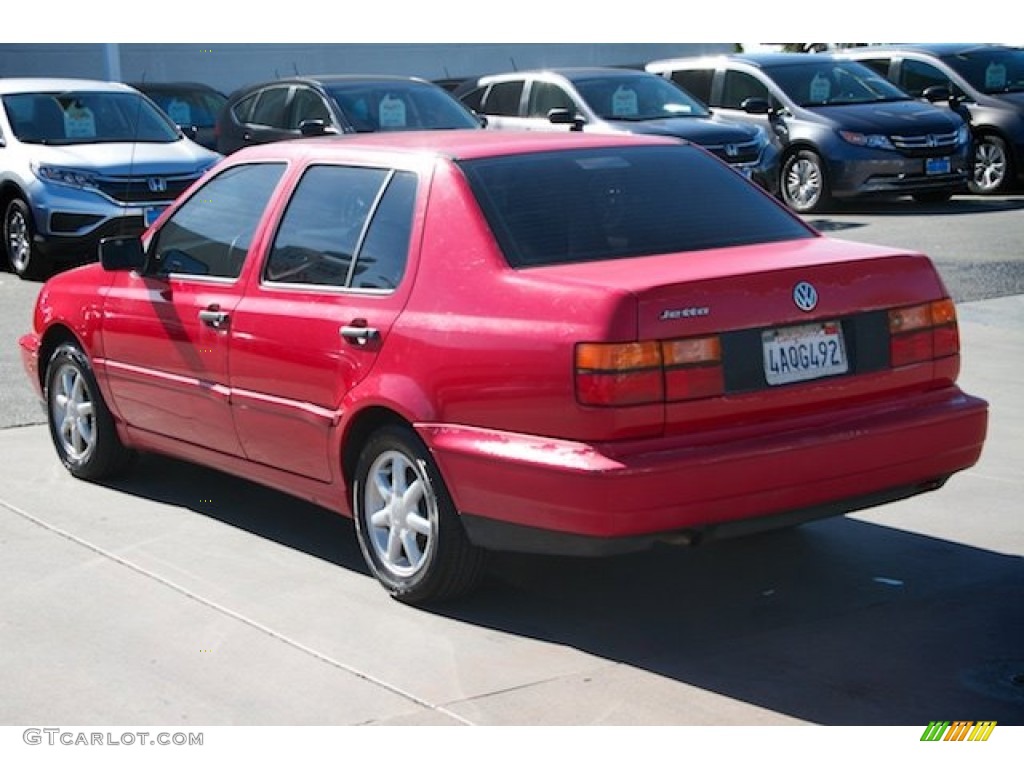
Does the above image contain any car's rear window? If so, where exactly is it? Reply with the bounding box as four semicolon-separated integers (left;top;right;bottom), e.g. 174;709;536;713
459;144;813;267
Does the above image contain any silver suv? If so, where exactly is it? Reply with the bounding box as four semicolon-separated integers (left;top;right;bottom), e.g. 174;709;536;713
1;78;221;279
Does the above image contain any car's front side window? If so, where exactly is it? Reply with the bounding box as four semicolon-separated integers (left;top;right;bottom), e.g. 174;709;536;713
150;163;286;279
249;87;291;128
482;81;524;116
264;164;416;290
527;82;576;118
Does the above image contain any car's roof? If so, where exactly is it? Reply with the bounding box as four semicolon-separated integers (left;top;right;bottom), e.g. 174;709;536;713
234;74;435;92
130;81;224;93
649;52;851;70
0;77;138;95
841;43;1021;57
230;128;680;163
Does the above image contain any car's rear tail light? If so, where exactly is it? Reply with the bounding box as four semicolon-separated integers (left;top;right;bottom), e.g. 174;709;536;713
662;336;724;401
575;342;664;406
575;335;724;406
889;298;959;367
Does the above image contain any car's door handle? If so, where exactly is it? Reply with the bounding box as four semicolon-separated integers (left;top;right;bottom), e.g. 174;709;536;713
198;308;230;328
340;324;380;346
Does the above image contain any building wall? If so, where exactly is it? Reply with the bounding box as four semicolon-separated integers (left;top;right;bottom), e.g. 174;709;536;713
0;43;732;94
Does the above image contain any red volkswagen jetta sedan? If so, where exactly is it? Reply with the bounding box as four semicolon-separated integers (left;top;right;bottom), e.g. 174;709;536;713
19;130;988;604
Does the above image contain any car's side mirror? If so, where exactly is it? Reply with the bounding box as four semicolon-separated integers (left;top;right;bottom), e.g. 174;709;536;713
741;97;772;115
299;119;337;137
922;85;951;103
99;236;146;272
548;108;585;132
179;124;199;140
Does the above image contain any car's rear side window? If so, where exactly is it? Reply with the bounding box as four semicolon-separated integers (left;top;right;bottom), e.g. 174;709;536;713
460;145;813;268
481;81;524;116
264;164;416;290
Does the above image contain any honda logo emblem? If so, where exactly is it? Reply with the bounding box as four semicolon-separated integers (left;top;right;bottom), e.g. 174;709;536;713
793;281;818;312
927;135;937;148
147;177;168;193
725;144;738;157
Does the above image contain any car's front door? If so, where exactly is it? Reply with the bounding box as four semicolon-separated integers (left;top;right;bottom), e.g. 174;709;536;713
228;162;420;481
100;162;288;455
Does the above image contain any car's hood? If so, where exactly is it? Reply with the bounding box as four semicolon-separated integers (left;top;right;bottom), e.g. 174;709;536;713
27;140;221;176
987;90;1024;110
604;117;759;145
804;99;964;133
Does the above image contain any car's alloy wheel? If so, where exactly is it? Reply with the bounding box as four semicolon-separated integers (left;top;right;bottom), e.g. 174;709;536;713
781;150;829;213
45;343;133;480
3;198;46;280
970;135;1011;194
353;425;485;603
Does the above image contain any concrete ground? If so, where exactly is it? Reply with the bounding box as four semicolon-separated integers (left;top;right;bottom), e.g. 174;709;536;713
1;296;1022;727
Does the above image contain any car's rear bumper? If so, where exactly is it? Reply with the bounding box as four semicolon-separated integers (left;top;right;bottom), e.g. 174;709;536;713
421;386;988;555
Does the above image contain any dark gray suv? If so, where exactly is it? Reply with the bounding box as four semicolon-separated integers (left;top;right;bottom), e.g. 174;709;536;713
838;44;1024;194
647;53;972;213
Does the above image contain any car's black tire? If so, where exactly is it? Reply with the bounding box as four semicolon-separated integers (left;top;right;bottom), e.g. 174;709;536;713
45;343;134;480
3;197;49;280
969;134;1013;194
353;424;485;604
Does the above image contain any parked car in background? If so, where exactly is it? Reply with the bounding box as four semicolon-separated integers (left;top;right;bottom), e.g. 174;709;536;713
836;44;1024;194
646;54;972;212
454;68;779;193
215;75;482;154
19;130;987;603
0;78;220;279
131;81;227;152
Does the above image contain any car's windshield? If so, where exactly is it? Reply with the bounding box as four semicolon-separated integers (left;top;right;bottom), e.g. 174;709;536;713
573;73;711;120
2;90;181;144
143;89;226;129
764;60;911;106
460;144;813;268
940;48;1024;94
325;82;480;132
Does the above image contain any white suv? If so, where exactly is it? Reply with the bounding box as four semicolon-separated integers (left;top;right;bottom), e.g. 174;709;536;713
1;78;220;279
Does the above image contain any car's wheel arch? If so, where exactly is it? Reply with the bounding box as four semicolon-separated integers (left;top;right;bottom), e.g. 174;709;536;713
340;406;414;500
37;324;84;394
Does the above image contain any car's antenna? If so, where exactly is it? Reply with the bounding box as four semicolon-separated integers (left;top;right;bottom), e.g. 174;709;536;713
510;56;518;71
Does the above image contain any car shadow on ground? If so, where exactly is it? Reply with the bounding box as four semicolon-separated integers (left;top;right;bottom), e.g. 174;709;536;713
101;453;1024;725
811;192;1024;220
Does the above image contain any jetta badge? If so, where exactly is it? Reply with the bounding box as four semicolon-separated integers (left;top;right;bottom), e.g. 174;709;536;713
793;281;818;312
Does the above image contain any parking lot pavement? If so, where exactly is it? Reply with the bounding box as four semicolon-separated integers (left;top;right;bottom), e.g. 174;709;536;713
1;296;1022;726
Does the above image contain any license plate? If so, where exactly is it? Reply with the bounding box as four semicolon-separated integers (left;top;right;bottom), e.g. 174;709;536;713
926;156;951;175
144;205;167;227
762;321;849;386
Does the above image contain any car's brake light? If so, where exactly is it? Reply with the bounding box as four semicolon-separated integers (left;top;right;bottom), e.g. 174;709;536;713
575;335;724;406
888;298;959;367
575;342;663;406
662;336;724;401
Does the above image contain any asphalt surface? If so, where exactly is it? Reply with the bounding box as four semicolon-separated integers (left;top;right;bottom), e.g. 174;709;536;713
1;194;1022;728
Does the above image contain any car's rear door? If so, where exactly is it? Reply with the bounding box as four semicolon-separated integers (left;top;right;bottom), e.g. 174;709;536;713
101;162;288;455
228;161;421;482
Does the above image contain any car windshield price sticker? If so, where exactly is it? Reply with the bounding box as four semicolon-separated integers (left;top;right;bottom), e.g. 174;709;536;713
762;320;849;386
612;86;639;117
985;62;1007;91
166;99;192;125
63;102;96;139
809;73;832;103
379;95;407;128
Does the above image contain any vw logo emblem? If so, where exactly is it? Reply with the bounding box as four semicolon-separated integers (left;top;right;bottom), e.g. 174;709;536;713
147;177;168;193
793;281;818;312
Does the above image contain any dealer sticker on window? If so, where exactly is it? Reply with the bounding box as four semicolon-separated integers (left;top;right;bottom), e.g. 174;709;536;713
762;320;849;386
